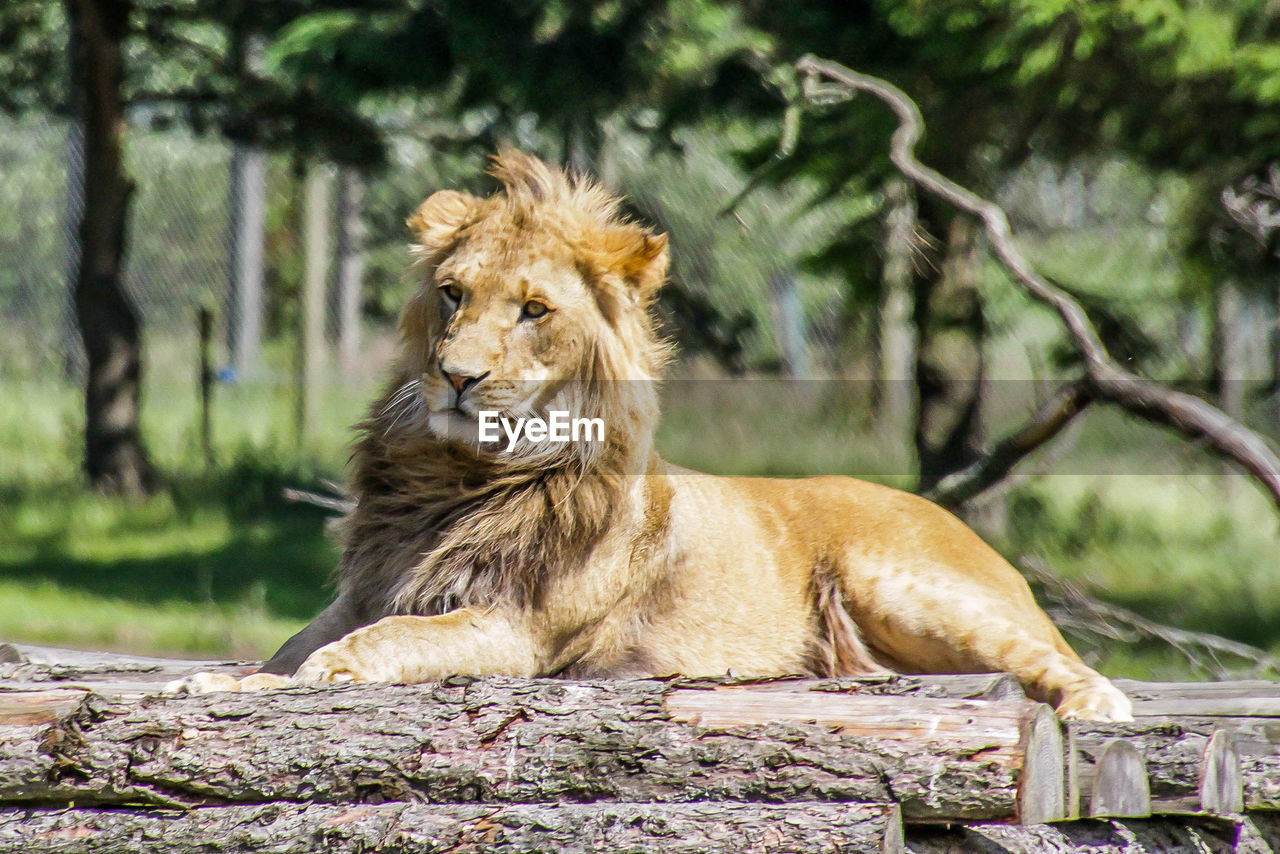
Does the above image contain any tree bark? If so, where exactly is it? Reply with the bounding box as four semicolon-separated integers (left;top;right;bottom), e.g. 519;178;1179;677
907;815;1270;854
0;802;904;854
0;678;1063;824
65;0;156;495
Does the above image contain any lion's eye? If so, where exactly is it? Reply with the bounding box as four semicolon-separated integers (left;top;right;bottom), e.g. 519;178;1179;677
439;281;463;303
521;300;550;319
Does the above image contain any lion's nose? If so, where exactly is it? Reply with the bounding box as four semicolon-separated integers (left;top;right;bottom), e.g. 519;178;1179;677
441;367;488;397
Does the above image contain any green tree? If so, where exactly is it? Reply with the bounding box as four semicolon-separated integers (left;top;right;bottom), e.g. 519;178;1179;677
731;0;1280;488
0;0;391;494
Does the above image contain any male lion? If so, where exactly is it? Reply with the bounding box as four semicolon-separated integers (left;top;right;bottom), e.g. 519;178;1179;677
186;151;1131;721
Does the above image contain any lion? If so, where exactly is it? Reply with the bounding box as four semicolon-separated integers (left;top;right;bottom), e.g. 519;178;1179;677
181;151;1131;722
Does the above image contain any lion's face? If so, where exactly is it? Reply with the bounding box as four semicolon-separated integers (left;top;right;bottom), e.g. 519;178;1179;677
393;152;670;460
422;225;597;437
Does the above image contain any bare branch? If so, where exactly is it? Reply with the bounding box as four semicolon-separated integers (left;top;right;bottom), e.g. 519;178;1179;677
925;381;1092;509
282;487;354;515
1021;557;1279;679
796;55;1280;514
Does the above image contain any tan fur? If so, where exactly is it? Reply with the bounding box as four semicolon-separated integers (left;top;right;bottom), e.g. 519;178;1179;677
186;151;1130;722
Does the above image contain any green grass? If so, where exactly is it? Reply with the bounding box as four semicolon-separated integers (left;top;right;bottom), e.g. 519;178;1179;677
0;336;364;659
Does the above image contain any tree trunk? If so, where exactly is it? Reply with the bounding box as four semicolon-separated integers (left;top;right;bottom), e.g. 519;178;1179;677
1271;277;1280;423
770;272;810;378
0;802;904;854
333;168;365;378
65;0;156;495
295;162;330;443
913;207;986;494
226;146;267;380
876;178;918;439
1213;279;1246;423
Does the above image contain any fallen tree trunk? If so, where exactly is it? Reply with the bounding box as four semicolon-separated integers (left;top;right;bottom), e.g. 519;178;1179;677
0;802;904;854
0;677;1064;824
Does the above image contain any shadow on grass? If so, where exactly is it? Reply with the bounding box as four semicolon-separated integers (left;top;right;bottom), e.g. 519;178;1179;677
0;453;343;621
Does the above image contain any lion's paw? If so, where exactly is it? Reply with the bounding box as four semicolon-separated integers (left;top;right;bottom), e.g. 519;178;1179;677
1056;681;1134;722
290;640;392;685
166;670;291;694
166;671;243;694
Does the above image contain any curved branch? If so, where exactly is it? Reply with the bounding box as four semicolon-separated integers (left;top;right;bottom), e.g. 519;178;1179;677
925;381;1092;509
797;55;1280;513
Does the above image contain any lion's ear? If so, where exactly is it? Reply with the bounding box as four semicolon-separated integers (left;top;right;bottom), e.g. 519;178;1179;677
408;190;481;257
599;229;669;303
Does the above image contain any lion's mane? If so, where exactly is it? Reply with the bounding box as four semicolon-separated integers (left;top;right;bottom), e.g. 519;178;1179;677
335;152;671;620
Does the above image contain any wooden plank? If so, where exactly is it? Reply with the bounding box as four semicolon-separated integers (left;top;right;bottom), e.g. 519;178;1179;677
0;802;904;854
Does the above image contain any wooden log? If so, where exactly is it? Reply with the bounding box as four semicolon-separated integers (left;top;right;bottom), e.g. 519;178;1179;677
0;643;254;698
906;815;1262;853
0;802;904;854
1249;813;1280;852
0;678;1063;824
1118;678;1280;717
0;647;1023;703
1068;720;1252;815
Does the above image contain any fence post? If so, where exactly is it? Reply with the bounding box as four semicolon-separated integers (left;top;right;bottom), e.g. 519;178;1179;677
296;163;332;443
333;169;366;379
61;117;86;381
197;306;214;465
226;146;267;379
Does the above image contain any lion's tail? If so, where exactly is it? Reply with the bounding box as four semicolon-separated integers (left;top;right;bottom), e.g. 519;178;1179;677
810;558;891;677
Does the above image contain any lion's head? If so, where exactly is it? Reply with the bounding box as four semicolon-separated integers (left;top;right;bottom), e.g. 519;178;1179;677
343;152;671;615
386;150;671;469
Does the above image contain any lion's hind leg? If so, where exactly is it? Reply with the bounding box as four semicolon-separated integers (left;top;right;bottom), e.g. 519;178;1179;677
832;552;1132;722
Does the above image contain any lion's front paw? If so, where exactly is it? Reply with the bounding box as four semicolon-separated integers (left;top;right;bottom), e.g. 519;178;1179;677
291;640;397;685
1056;681;1134;722
165;671;292;694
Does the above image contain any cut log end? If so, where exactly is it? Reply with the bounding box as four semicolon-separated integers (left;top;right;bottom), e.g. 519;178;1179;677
1017;703;1066;824
1199;729;1244;816
1089;739;1150;818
